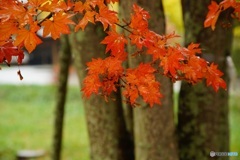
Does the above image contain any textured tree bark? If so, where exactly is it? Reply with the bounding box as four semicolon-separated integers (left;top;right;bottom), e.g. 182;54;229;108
52;35;71;160
120;1;178;160
178;1;233;160
68;23;134;160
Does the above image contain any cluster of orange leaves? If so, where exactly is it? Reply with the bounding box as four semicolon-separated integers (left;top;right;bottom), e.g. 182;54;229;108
204;0;240;30
0;0;227;106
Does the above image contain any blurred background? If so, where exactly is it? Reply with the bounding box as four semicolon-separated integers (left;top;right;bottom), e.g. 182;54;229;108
0;0;239;160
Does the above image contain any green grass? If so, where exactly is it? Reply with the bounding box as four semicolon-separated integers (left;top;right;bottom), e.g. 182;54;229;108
229;92;240;154
0;85;239;160
232;35;240;76
0;85;90;160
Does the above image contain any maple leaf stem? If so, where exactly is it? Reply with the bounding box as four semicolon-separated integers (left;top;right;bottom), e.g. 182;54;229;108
115;23;134;34
4;60;11;67
38;13;53;25
36;11;43;19
120;77;127;84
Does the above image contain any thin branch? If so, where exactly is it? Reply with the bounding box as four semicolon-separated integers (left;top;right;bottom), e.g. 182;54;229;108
115;23;134;34
38;13;53;25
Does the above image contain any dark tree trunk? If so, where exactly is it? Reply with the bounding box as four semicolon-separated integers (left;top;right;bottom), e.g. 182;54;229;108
178;1;233;160
68;23;134;160
120;1;178;160
52;35;72;160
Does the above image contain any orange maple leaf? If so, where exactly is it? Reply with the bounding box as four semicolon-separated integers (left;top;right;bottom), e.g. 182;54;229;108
147;45;166;61
204;1;221;30
75;11;96;31
180;56;207;83
130;4;150;33
74;1;85;13
185;43;202;56
104;57;124;77
14;22;42;53
82;74;102;98
39;0;69;12
124;85;139;106
160;47;185;78
101;31;127;60
28;0;48;8
124;63;162;107
41;12;75;40
0;1;25;22
0;20;18;42
105;0;119;4
95;6;118;30
83;57;123;97
1;0;37;26
84;0;104;9
206;63;226;91
220;0;236;10
138;76;162;107
86;58;105;75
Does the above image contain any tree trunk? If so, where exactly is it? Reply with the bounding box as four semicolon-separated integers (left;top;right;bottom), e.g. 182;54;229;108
178;1;233;160
68;23;134;160
120;1;178;160
52;35;72;160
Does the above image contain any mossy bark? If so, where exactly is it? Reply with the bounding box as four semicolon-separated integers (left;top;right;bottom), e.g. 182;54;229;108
68;24;134;160
52;35;71;160
120;1;178;160
178;1;233;160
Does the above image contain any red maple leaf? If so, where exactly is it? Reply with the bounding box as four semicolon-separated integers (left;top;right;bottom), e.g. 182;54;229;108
206;63;226;91
101;31;127;60
180;56;207;83
124;63;162;107
83;57;123;97
130;4;150;33
129;34;147;49
75;11;96;31
132;4;150;21
82;74;102;97
0;41;24;64
160;47;185;78
86;58;105;75
220;0;236;10
185;43;202;56
104;57;124;77
204;1;221;30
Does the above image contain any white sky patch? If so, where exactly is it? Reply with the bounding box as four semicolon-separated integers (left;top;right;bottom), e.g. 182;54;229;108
18;0;28;4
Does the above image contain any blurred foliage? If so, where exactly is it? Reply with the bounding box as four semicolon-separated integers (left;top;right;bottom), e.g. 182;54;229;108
232;27;240;76
163;0;183;35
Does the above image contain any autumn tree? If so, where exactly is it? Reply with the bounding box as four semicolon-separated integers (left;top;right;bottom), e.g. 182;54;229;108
119;1;178;159
52;35;72;160
0;0;234;159
178;0;234;160
68;20;134;160
0;0;226;102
